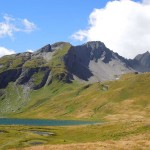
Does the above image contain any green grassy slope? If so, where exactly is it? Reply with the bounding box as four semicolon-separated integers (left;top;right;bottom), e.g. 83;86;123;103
0;43;150;150
6;72;149;122
0;42;149;121
0;53;31;73
48;43;72;81
0;68;150;150
0;120;149;149
0;42;72;117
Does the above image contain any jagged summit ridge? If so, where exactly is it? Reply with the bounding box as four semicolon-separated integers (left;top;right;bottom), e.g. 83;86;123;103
35;44;51;53
65;41;133;82
83;41;105;49
134;51;150;67
0;41;150;90
129;50;150;72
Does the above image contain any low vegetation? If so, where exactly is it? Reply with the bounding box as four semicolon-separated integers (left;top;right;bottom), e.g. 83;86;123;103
5;72;148;122
48;43;71;81
0;53;31;73
0;119;149;149
0;68;150;149
23;58;45;68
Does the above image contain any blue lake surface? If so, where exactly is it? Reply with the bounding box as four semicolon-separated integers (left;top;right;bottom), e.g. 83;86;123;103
0;118;99;126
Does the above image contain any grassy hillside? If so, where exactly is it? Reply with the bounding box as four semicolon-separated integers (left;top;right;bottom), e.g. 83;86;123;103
0;42;73;116
0;42;149;121
0;42;150;149
0;73;150;149
1;72;148;122
0;119;149;149
0;53;31;73
48;43;72;81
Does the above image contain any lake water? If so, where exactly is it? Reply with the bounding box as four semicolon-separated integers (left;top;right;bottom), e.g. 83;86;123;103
0;118;99;126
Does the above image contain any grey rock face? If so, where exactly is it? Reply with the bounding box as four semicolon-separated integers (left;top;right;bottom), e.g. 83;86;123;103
0;44;53;90
135;51;150;64
64;41;132;82
129;51;150;72
35;44;51;54
0;41;150;90
16;67;50;90
0;68;22;88
135;51;150;67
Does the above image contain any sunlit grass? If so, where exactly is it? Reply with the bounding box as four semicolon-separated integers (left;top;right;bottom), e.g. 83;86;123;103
0;119;149;149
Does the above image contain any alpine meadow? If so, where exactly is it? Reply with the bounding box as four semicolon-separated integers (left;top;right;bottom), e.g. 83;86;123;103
0;0;150;150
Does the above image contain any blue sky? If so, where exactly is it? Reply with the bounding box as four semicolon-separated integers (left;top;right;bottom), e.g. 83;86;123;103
0;0;108;53
1;0;150;59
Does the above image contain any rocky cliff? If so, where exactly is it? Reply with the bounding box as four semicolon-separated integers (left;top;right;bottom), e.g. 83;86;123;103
129;51;150;72
64;41;133;82
0;41;150;91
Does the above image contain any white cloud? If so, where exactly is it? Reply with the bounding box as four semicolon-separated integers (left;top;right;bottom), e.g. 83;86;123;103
0;47;15;57
27;49;34;53
0;15;16;38
72;0;150;58
22;19;37;33
0;14;37;38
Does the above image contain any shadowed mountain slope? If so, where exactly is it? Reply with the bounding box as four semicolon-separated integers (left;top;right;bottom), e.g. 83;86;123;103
64;41;133;82
0;41;150;117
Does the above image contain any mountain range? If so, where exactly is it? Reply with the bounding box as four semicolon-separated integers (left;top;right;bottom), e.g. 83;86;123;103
0;41;150;118
0;41;150;90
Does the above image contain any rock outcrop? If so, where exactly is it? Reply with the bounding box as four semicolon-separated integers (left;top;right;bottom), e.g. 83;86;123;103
64;41;133;82
129;51;150;72
0;41;150;90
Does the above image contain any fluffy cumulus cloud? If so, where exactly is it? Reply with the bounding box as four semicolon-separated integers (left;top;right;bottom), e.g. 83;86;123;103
0;47;15;57
0;14;37;38
72;0;150;58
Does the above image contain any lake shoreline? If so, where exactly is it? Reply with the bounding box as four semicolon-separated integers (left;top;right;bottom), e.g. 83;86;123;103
0;118;100;126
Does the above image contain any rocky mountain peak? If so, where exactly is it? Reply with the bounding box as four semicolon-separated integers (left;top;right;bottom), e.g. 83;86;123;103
51;42;71;51
75;41;113;62
145;51;150;54
134;51;150;60
35;44;51;54
83;41;105;50
129;51;150;72
134;51;150;68
0;41;150;91
64;41;132;82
